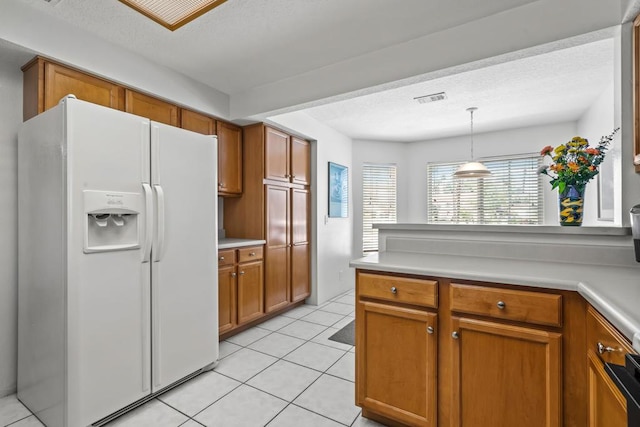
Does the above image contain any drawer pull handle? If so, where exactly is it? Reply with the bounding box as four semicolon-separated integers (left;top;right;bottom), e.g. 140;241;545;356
427;326;434;334
497;301;506;310
239;271;245;275
390;286;397;294
452;331;459;339
219;256;225;261
231;272;237;277
249;252;256;256
597;342;616;354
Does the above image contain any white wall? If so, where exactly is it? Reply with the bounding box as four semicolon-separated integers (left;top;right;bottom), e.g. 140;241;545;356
577;82;617;224
0;56;23;397
351;140;409;257
268;112;354;305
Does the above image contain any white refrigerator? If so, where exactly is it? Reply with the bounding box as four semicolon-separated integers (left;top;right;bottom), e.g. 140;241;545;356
18;97;219;427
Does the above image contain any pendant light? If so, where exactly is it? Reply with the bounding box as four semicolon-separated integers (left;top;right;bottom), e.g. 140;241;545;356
454;107;492;178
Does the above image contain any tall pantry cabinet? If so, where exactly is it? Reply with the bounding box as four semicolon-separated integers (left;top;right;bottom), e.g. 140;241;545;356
224;124;311;313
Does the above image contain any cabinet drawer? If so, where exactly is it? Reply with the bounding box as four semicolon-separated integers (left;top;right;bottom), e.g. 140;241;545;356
587;305;636;365
218;249;236;267
450;283;562;327
358;272;437;308
238;246;263;263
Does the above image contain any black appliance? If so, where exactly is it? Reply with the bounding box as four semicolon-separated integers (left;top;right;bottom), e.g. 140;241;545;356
605;353;640;426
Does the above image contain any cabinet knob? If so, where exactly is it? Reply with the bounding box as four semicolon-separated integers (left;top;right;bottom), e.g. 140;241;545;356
390;286;397;294
219;182;224;187
249;252;256;256
452;331;460;339
239;271;245;275
597;342;616;354
427;326;434;334
231;272;237;277
497;301;506;310
219;256;225;261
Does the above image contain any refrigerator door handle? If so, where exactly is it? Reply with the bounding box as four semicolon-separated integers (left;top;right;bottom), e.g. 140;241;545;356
153;184;166;262
142;183;153;263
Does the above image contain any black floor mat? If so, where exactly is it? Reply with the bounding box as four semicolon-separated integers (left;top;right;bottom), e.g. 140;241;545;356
328;319;355;346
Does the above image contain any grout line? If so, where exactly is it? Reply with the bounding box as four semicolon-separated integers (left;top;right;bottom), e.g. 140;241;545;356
3;413;35;427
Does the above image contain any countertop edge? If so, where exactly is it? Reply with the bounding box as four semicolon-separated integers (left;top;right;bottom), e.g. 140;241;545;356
350;256;640;353
218;239;266;249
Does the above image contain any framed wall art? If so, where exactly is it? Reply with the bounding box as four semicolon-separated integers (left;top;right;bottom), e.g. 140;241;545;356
328;162;348;218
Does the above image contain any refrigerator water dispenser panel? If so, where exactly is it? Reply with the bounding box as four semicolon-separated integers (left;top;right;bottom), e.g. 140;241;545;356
84;190;143;253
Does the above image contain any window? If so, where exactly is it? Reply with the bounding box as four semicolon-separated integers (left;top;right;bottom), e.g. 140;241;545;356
363;163;397;252
427;155;543;224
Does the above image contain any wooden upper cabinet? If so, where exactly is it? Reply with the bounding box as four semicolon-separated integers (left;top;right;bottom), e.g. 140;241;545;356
125;89;178;126
217;122;243;196
265;127;291;183
22;58;124;121
291;137;310;186
180;108;216;135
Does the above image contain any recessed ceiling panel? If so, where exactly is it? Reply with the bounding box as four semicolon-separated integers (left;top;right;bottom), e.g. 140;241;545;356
119;0;228;30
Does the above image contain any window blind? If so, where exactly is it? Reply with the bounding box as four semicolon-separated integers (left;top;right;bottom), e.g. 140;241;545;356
363;163;397;252
427;155;543;225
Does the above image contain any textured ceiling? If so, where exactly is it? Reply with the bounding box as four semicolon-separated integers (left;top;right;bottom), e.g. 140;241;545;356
301;38;614;142
18;0;537;94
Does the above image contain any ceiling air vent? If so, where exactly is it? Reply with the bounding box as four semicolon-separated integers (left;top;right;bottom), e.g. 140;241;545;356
414;92;447;104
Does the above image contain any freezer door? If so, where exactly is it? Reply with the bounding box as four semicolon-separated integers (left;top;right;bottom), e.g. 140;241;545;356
150;122;218;392
64;99;152;426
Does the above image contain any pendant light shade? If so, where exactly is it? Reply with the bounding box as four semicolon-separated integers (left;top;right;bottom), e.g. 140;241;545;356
454;107;491;178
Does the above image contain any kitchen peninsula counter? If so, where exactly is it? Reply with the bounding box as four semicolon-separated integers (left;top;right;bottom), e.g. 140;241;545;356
350;223;640;352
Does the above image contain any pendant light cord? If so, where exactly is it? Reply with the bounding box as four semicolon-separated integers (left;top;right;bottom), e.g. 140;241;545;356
467;107;477;161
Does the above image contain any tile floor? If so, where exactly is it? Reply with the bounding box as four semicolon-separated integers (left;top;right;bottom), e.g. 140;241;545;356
0;290;385;427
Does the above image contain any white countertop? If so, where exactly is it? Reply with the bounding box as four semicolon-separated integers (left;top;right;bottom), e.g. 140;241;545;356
218;238;266;249
350;252;640;353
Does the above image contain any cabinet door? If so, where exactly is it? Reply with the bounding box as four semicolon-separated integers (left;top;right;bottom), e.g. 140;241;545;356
290;188;310;302
181;109;215;135
237;260;264;325
218;265;237;335
291;137;310;186
356;301;437;427
265;127;290;183
217;122;243;195
264;185;290;312
125;89;178;126
44;62;124;112
451;317;562;427
587;352;628;427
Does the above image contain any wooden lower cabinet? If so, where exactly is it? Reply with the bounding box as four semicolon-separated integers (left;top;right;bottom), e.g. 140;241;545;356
218;264;237;334
217;246;264;335
237;260;264;324
356;300;437;426
586;306;636;426
450;317;562;427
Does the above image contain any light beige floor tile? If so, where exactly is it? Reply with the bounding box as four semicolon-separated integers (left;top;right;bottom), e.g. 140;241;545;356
158;371;240;416
351;413;387;426
213;348;277;382
293;375;360;425
194;385;286;427
278;320;328;340
218;341;242;359
281;305;317;319
300;311;345;327
319;302;354;315
284;342;346;372
8;415;45;427
311;327;354;352
267;404;342;427
247;360;321;401
104;399;188;427
248;332;306;358
225;326;271;347
327;352;355;382
255;315;296;331
0;395;31;426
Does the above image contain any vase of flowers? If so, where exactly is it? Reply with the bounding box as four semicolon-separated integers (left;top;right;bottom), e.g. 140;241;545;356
539;128;619;226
